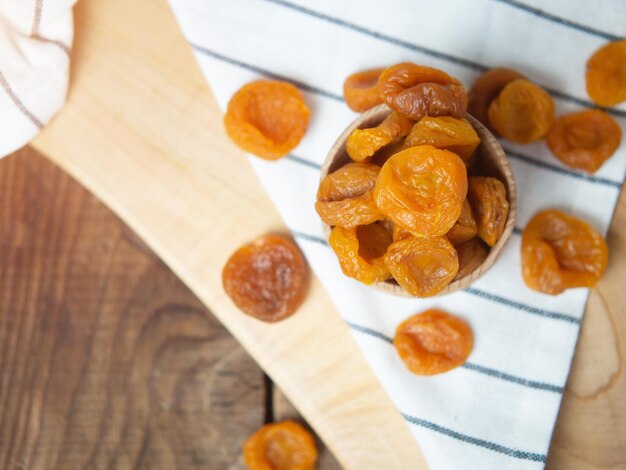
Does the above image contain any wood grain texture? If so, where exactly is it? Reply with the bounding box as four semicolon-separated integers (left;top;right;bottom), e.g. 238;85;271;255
28;0;626;468
30;0;426;468
0;148;265;469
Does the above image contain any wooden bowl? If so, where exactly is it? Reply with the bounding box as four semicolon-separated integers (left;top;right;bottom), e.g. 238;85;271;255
320;104;517;297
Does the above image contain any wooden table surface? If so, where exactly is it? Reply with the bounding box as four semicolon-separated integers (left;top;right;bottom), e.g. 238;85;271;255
0;147;340;469
0;0;624;468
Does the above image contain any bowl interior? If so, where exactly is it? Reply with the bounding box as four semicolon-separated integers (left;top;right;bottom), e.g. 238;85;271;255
321;104;517;297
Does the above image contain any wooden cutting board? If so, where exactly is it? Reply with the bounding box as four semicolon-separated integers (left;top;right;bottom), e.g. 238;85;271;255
31;0;626;468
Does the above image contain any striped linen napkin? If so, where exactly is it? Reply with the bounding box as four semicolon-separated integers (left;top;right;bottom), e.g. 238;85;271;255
170;1;626;468
0;0;75;157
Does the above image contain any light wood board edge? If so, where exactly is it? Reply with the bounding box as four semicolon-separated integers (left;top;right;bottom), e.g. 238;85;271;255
31;0;428;468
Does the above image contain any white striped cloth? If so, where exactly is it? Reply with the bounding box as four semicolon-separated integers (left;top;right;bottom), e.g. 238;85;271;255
169;2;626;468
0;0;75;157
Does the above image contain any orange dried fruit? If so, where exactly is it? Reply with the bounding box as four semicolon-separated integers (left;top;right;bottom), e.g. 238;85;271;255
446;199;478;246
222;235;308;322
343;67;386;112
224;80;310;160
467;176;509;247
521;209;608;295
243;420;318;470
347;111;414;162
454;237;489;280
378;62;461;90
392;224;413;242
315;163;383;228
329;222;392;284
487;78;554;144
371;139;406;167
404;116;480;161
546;110;621;173
384;236;459;297
374;145;468;237
378;62;468;120
468;67;525;131
394;309;473;375
586;39;626;107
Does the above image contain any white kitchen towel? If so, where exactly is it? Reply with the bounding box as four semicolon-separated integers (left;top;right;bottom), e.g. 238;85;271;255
172;2;626;469
167;1;625;468
0;0;75;157
170;0;626;470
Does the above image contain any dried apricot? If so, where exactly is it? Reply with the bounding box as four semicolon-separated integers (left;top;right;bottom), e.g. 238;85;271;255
454;237;488;280
329;222;392;284
347;111;414;162
384;236;459;297
521;209;608;295
468;68;525;131
586;39;626;106
374;145;468;237
394;309;473;375
392;224;413;242
371;139;406;167
224;80;310;160
487;78;554;144
446;199;478;246
223;235;308;322
243;420;318;470
378;62;460;93
404;116;480;161
343;67;385;112
316;163;383;228
546;110;621;173
467;176;509;247
378;63;468;121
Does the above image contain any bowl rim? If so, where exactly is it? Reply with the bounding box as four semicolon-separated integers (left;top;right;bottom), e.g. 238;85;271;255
319;104;518;297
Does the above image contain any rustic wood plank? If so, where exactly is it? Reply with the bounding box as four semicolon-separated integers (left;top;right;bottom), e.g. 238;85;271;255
0;148;267;469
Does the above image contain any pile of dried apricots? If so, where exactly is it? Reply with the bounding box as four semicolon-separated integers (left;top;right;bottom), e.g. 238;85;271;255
219;38;625;469
319;62;510;297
